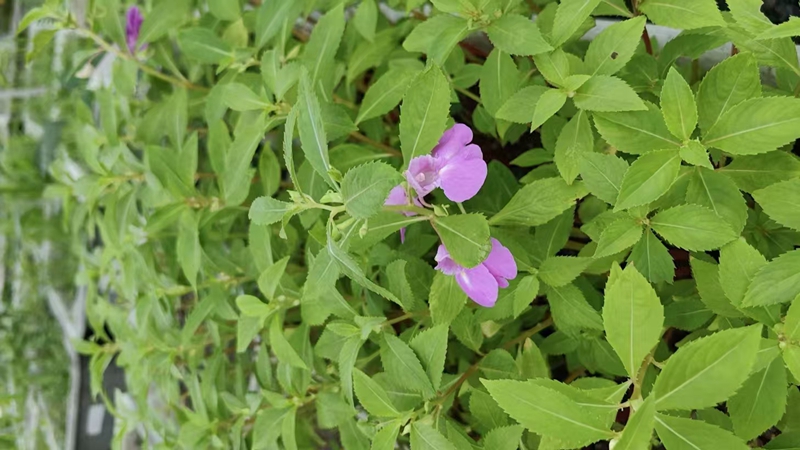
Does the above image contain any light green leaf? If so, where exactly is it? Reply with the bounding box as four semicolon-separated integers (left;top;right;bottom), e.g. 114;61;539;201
356;68;418;124
650;204;737;251
550;0;604;47
177;28;232;64
615;149;681;211
719;152;800;193
490;177;587;227
531;89;568;131
664;296;713;331
753;178;800;232
221;83;270;111
434;214;491;268
487;14;553;56
380;334;435;399
353;0;377;42
429;272;467;326
756;16;800;40
574;76;646;112
545;283;604;333
703;97;800;155
653;325;761;411
257;257;289;301
208;0;240;21
685;167;748;235
371;421;401;450
615;397;656;450
784;295;800;342
690;256;743;318
222;112;265;206
584;16;646;76
399;67;451;166
249;197;293;225
593;102;682;155
327;233;400;304
655;414;749;450
298;71;336;188
679;140;713;169
339;336;363;406
727;0;774;34
661;67;697;142
496;86;549;124
539;257;593;287
742;249;800;307
514;275;540;318
352;369;401;417
535;49;571;87
628;229;674;284
482;425;524;450
603;263;665;377
481;49;522;116
403;14;468;66
483;379;615;443
696;52;761;133
301;4;345;96
283;107;302;193
579;152;629;204
410;325;448;390
177;210;201;287
728;357;787;440
255;0;302;49
555;111;593;184
595;216;643;258
341;162;402;220
639;0;726;30
410;422;457;450
138;0;188;45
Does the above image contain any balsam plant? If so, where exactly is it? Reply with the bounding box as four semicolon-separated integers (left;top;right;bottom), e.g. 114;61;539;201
14;0;800;448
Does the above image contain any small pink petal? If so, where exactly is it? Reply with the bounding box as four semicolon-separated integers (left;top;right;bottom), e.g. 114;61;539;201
433;124;474;162
483;238;517;282
434;245;461;275
456;264;499;307
385;185;408;206
406;155;441;199
438;157;488;202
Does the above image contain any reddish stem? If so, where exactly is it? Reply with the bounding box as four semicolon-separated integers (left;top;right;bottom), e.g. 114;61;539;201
642;28;653;55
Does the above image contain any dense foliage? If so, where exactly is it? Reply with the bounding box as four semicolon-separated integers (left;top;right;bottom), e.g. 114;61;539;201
11;0;800;448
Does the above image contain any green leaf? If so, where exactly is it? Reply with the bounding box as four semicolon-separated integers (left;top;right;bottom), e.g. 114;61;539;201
615;397;656;450
490;177;587;227
703;97;800;155
258;257;290;301
664;296;713;331
538;257;593;287
756;16;800;40
531;89;568;131
327;232;401;304
784;295;800;342
615;149;681;211
550;0;604;47
208;0;240;20
514;276;540;318
409;325;448;390
353;0;377;42
298;71;336;188
269;316;308;370
742;249;800;307
249;197;292;226
380;334;435;399
481;49;522;117
177;28;232;64
339;336;363;406
483;425;524;450
483;379;615;443
661;67;697;142
593;102;682;155
655;414;749;450
223;113;266;206
95;0;126;49
584;16;646;76
352;369;401;417
138;0;188;45
399;67;451;166
434;214;491;268
283;107;302;193
639;0;726;30
221;83;270;111
603;263;665;377
371;421;401;450
719;152;800;193
690;256;743;318
628;229;674;284
555;111;593;184
728;357;787;440
574;76;646;112
301;4;345;96
679;140;713;169
535;49;572;87
357;68;418;124
410;422;457;450
255;0;301;48
341;162;402;220
403;14;469;66
696;53;761;133
753;178;800;232
685;168;748;235
429;272;468;326
650;204;737;251
579;152;629;204
653;325;761;411
595;216;643;258
177;210;201;287
545;283;604;333
486;14;553;56
718;239;765;311
496;86;549;124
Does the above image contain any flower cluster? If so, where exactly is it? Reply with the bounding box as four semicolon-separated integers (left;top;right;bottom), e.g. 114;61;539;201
385;124;516;307
125;6;144;54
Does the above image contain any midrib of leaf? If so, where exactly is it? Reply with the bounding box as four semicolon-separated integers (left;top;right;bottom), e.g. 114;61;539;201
644;2;695;14
620;155;679;205
584;157;622;194
358;79;408;123
386;339;431;393
655;417;703;450
655;338;746;407
514;393;614;436
704;67;746;134
437;220;485;250
368;216;428;232
601;0;633;17
345;178;385;206
628;281;635;375
409;88;436;162
191;40;230;58
742;361;771;424
549;286;601;328
705;117;800;144
302;87;331;174
601;116;681;146
361;376;399;415
697;170;720;216
310;28;336;88
670;80;688;138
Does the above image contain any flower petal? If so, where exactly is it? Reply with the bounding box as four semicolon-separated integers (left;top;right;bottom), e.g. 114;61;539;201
434;245;461;275
406;155;441;199
456;264;499;307
438;157;488;202
385;185;408;206
483;238;517;282
432;123;474;162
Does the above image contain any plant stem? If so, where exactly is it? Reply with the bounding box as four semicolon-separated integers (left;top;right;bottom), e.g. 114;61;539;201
454;86;482;104
348;131;402;157
642;28;654;55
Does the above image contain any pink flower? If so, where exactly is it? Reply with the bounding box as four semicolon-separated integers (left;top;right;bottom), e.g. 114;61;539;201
405;124;487;203
435;238;517;307
125;7;144;54
384;185;412;243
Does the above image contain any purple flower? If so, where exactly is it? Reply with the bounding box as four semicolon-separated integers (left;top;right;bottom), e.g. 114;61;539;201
405;124;487;203
125;6;144;54
384;185;418;243
435;238;517;307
